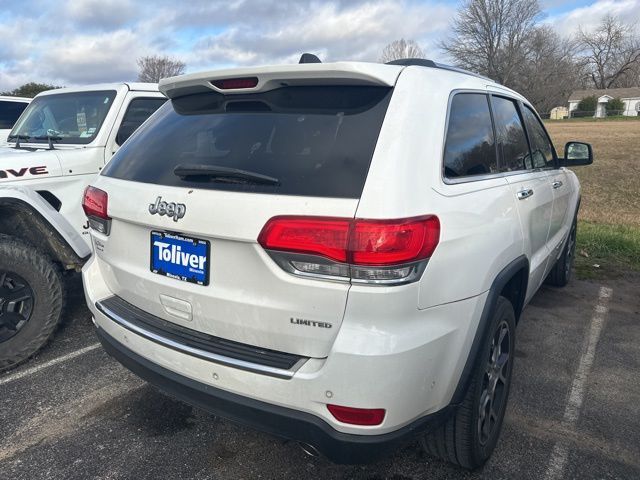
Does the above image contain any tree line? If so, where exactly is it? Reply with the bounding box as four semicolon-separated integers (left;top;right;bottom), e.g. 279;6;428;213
382;0;640;113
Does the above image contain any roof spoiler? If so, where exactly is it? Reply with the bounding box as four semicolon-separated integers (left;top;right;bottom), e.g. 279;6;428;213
159;63;401;99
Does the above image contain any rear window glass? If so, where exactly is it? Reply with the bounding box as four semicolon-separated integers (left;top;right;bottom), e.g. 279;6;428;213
102;86;392;198
443;93;497;178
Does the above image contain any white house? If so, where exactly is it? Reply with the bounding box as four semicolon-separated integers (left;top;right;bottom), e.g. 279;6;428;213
568;87;640;118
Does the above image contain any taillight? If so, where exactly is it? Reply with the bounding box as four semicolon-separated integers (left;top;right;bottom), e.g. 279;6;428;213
350;217;440;266
258;215;440;285
258;217;350;263
211;77;259;90
327;404;386;426
82;186;111;235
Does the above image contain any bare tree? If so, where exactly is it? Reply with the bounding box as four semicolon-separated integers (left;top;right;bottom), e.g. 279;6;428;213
137;55;186;83
578;15;640;89
379;39;425;63
511;27;584;113
441;0;541;85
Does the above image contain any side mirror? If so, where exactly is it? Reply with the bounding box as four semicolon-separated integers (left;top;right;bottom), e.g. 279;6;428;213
561;142;593;166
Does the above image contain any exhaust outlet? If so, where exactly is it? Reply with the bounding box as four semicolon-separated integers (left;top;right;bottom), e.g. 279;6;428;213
299;442;320;458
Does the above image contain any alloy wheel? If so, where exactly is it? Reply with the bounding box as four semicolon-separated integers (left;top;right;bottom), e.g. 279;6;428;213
0;271;34;343
564;222;577;278
477;319;511;446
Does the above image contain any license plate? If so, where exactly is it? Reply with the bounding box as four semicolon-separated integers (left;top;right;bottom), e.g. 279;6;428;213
150;231;210;286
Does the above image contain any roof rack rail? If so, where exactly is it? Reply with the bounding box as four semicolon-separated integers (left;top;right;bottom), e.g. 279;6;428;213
386;58;436;68
299;53;322;64
384;58;496;83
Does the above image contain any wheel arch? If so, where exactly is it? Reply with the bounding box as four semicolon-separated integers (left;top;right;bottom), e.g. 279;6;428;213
0;197;89;270
450;255;529;406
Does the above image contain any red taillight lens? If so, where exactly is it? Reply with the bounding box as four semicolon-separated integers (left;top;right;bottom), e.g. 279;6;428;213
212;77;259;89
82;186;109;219
350;216;440;266
327;404;386;426
258;217;350;263
258;215;439;266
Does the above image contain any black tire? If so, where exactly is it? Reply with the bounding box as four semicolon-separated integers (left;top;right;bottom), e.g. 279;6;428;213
421;296;516;470
546;217;577;287
0;234;65;372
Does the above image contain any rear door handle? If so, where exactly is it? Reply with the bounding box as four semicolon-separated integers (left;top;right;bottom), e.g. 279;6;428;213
517;188;534;200
552;180;563;189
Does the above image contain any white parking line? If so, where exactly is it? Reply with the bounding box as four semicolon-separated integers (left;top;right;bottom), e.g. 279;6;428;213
0;343;101;386
544;286;613;480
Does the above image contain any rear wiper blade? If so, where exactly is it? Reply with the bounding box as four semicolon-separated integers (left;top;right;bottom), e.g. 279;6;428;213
173;164;280;185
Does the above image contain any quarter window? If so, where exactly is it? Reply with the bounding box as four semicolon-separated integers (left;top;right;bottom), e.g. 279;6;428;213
522;105;555;168
491;96;530;172
115;97;167;145
443;93;497;178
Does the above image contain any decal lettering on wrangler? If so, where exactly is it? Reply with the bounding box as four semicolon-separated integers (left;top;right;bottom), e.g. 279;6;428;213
149;196;186;222
290;318;333;329
0;166;49;179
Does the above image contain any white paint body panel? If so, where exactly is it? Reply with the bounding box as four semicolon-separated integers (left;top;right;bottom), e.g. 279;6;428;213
0;186;90;258
0;83;165;248
83;62;583;436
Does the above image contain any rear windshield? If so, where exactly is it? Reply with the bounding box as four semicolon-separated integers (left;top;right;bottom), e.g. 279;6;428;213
102;86;392;198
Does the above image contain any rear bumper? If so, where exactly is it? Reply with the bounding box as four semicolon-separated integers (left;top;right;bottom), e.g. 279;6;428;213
97;326;453;464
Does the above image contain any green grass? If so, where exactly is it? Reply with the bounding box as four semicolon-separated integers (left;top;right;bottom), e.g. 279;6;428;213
546;115;640;123
574;221;640;279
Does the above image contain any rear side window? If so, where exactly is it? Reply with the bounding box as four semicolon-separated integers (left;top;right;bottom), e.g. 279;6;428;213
102;86;392;199
491;96;530;172
0;100;28;129
443;93;497;178
521;105;555;168
116;97;167;145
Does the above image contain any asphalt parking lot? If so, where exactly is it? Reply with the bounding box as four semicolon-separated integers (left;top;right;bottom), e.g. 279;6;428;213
1;274;638;480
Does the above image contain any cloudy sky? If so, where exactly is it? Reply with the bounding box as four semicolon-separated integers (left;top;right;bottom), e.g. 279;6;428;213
0;0;639;91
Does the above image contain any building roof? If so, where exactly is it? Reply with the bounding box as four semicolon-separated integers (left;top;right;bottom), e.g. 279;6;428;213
569;87;640;102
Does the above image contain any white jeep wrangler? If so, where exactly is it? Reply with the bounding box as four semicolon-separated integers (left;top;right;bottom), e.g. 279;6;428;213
82;58;592;469
0;83;166;370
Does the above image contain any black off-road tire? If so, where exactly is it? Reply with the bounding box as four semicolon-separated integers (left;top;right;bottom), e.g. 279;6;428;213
546;217;577;287
0;234;65;372
421;296;516;470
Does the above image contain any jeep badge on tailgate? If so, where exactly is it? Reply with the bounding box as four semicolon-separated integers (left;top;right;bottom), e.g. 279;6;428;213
149;196;186;222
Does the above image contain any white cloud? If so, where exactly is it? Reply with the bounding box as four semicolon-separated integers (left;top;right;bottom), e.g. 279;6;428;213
3;0;637;92
39;30;148;85
545;0;640;35
65;0;136;29
0;0;454;90
188;1;455;69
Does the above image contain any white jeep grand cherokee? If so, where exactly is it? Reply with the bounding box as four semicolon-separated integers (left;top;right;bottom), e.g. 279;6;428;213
82;58;592;469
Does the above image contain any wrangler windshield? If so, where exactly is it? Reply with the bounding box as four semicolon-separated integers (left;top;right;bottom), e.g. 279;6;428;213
102;86;392;198
9;90;116;145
